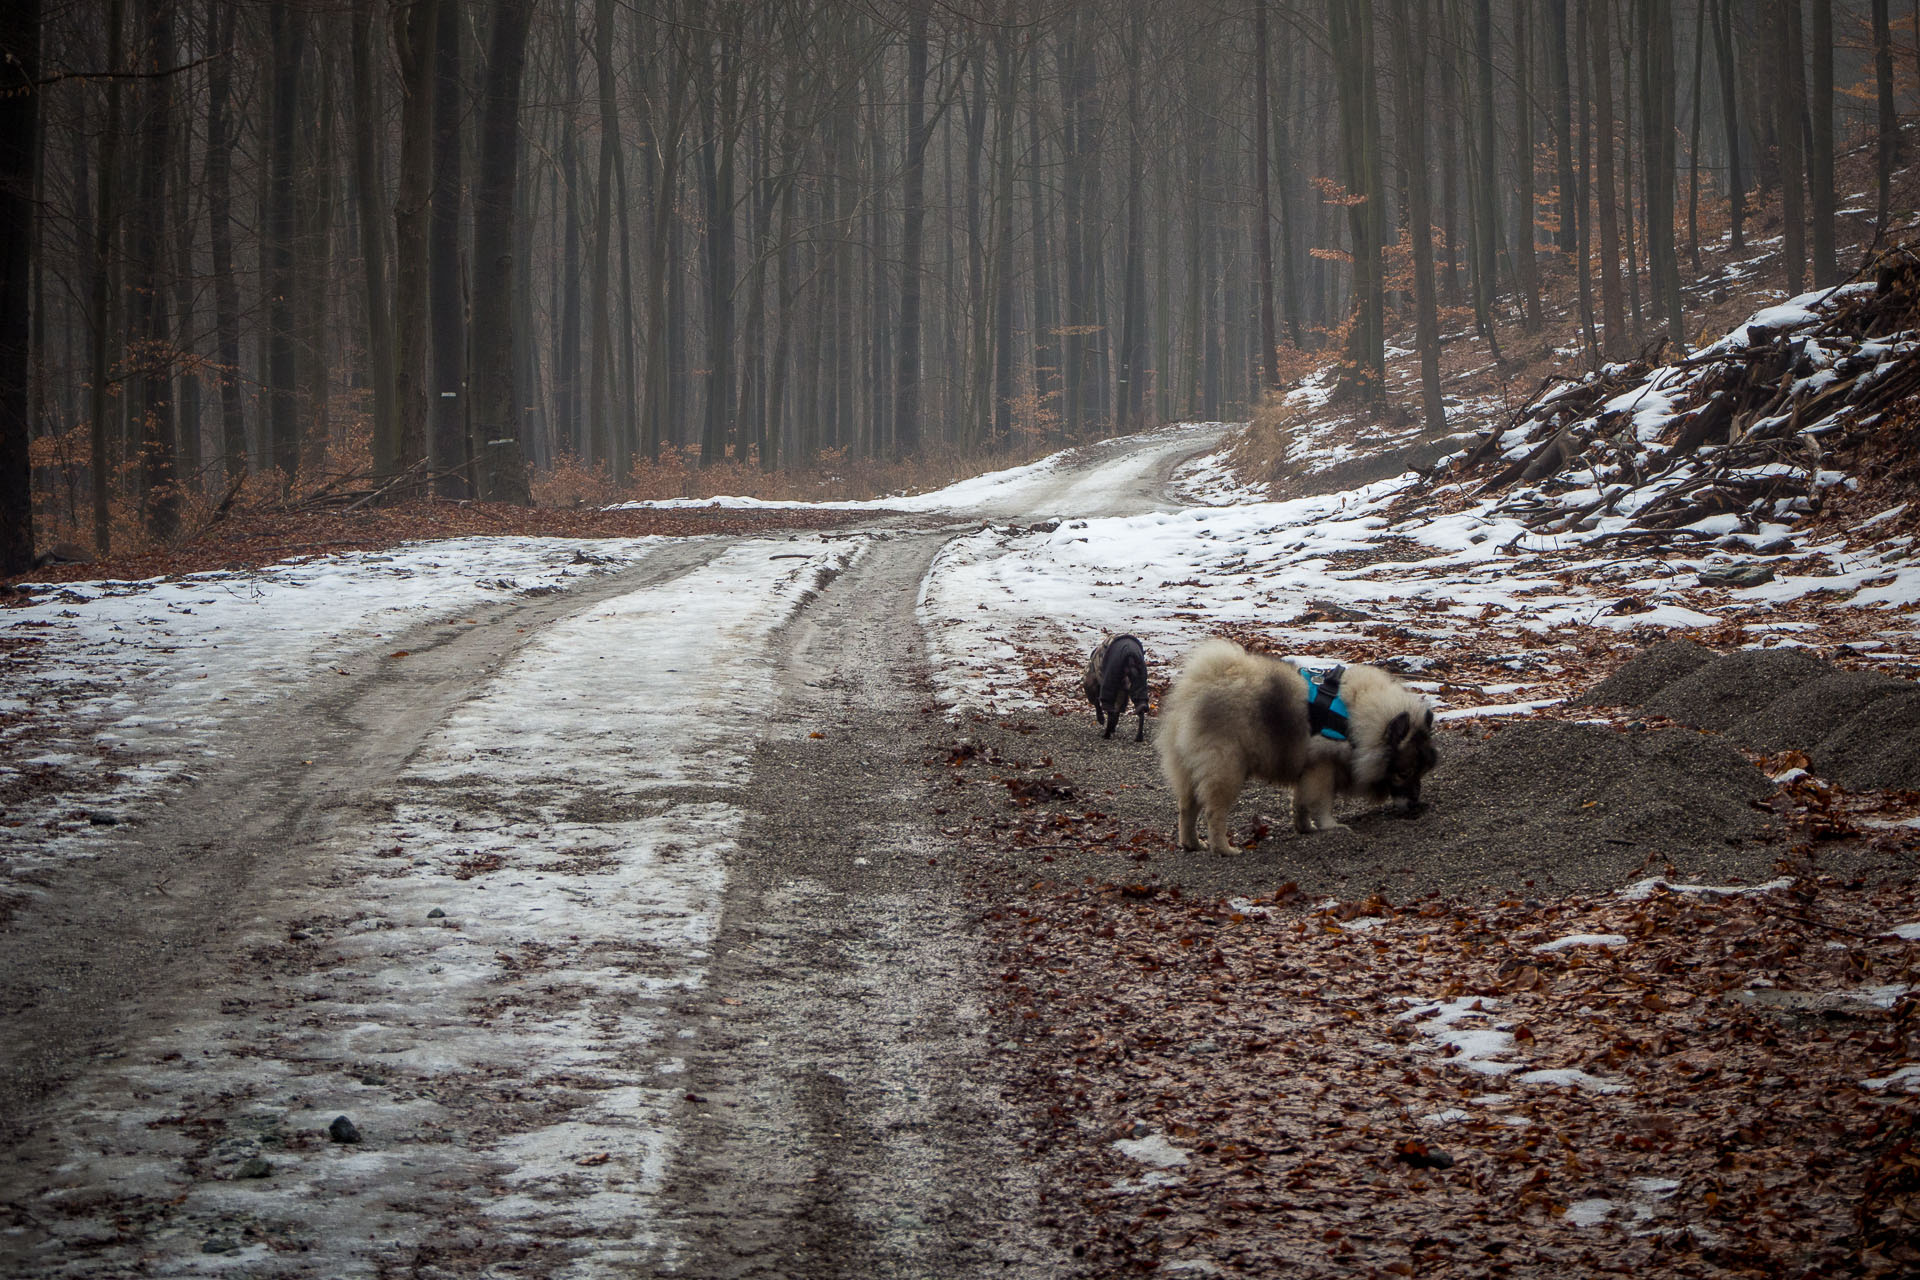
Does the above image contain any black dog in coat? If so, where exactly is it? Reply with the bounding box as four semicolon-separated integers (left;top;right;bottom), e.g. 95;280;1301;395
1083;634;1151;741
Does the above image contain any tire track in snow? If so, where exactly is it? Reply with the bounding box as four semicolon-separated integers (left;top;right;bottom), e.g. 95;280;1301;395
0;535;862;1278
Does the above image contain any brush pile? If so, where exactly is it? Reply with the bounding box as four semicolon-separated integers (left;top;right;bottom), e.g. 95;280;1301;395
1427;245;1920;543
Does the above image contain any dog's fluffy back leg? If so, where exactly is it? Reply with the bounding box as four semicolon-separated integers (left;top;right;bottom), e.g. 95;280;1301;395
1197;770;1243;854
1291;761;1348;833
1172;771;1200;850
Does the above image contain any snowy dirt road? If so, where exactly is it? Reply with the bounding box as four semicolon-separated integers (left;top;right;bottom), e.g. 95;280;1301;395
0;426;1225;1278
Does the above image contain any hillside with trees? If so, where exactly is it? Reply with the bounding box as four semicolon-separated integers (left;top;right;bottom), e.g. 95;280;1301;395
3;0;1920;575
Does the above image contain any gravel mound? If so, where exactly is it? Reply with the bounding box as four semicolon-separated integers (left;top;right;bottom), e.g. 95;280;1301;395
1812;690;1920;791
1368;720;1778;889
1576;642;1920;790
1573;639;1716;707
1641;646;1834;732
1729;669;1914;753
966;710;1786;899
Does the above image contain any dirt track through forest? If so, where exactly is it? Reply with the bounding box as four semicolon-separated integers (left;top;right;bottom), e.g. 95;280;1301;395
0;429;1221;1278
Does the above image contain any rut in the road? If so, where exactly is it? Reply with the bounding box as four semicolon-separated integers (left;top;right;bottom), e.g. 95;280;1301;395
648;530;1062;1279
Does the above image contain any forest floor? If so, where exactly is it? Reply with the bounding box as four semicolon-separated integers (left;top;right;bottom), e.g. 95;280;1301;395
4;155;1920;1280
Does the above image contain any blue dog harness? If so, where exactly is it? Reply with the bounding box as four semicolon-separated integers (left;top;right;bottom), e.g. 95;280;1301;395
1301;666;1350;741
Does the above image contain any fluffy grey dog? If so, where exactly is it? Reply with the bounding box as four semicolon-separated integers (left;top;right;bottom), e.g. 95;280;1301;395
1083;634;1151;741
1156;639;1436;854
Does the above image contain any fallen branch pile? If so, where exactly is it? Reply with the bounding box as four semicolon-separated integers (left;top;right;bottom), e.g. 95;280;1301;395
1422;246;1920;541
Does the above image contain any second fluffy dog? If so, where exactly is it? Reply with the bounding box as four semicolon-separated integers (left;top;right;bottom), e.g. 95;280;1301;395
1157;639;1436;853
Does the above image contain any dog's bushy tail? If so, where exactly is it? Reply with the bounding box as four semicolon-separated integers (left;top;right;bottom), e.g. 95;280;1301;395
1173;638;1253;693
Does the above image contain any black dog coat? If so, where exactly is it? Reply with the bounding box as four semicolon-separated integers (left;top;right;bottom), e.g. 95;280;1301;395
1090;634;1151;741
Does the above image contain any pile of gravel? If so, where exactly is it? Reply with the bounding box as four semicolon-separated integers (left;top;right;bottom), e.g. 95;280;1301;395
1808;689;1920;791
1577;643;1920;791
1639;646;1834;732
1349;719;1779;891
1573;639;1716;708
1729;669;1914;752
961;710;1786;898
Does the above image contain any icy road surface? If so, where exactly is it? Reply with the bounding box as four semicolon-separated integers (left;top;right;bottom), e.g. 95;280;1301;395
0;424;1227;1278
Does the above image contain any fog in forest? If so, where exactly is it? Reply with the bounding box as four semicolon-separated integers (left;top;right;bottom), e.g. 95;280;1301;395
0;0;1905;570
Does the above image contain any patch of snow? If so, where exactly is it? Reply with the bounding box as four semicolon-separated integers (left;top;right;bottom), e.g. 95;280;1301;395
1437;698;1566;721
1862;1064;1920;1092
1399;997;1518;1075
1531;933;1630;954
1421;1108;1472;1125
1565;1199;1616;1227
1618;877;1794;901
1516;1068;1628;1094
1114;1133;1191;1168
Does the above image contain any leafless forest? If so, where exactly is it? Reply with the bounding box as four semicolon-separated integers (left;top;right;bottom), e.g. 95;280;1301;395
0;0;1911;573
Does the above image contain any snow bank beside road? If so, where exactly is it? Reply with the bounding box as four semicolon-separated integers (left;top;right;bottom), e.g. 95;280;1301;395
913;279;1920;718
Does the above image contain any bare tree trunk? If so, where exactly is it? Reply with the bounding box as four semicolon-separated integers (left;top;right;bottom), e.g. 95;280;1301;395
1776;0;1807;292
428;0;466;494
1620;4;1642;340
265;3;302;486
1512;0;1541;328
991;18;1016;448
351;0;399;480
764;150;798;470
1026;36;1056;433
867;83;891;455
1711;0;1744;250
0;0;38;573
1686;0;1706;274
1253;0;1279;389
205;0;246;489
1078;37;1109;431
556;30;581;461
1592;0;1627;358
1328;0;1384;397
1273;42;1304;349
1575;0;1600;369
694;20;737;466
1548;0;1576;255
87;0;126;550
471;0;533;503
1874;0;1897;225
963;42;988;448
832;98;855;456
1438;26;1462;306
130;0;179;537
641;6;689;461
1807;0;1836;285
1640;0;1683;345
612;116;637;477
1058;21;1085;437
589;0;618;469
392;0;437;475
1118;10;1148;429
1471;0;1501;344
893;6;929;458
1391;0;1445;433
294;36;333;478
170;54;199;495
